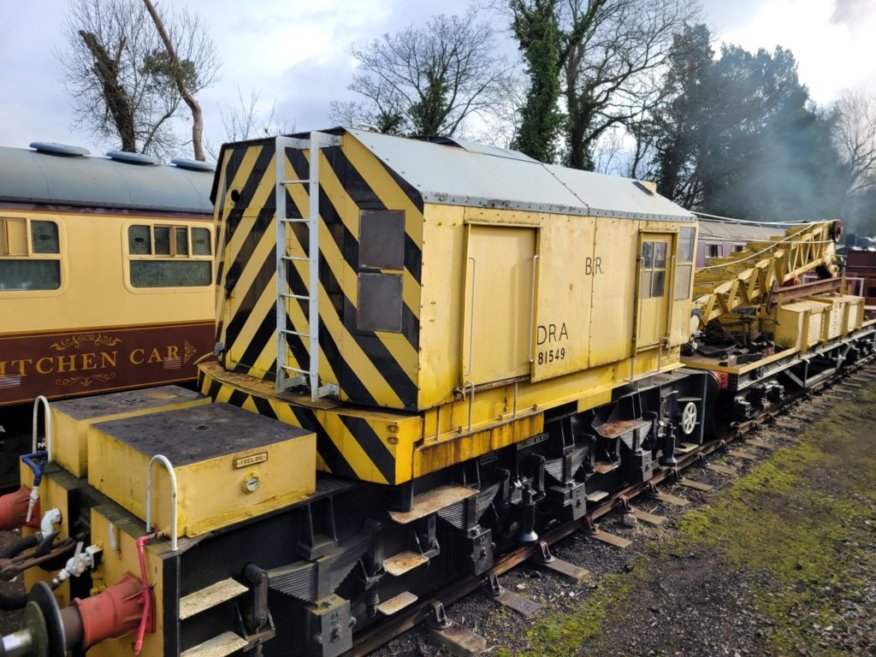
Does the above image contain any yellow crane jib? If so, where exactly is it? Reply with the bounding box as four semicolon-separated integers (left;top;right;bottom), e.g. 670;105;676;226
692;219;842;328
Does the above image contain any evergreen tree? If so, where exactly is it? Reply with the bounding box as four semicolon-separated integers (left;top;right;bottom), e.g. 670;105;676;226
510;0;565;162
653;25;847;219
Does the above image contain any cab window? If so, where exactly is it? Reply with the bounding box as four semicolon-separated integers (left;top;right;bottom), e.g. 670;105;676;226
639;240;667;299
127;224;212;288
0;217;61;291
674;226;696;300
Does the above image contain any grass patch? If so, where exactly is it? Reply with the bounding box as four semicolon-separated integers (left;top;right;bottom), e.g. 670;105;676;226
499;380;876;656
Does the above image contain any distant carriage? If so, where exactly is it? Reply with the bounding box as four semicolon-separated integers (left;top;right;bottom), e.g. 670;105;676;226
0;143;215;484
695;216;784;267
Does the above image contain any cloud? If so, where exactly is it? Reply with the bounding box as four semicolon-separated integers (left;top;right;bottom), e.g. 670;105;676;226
831;0;872;24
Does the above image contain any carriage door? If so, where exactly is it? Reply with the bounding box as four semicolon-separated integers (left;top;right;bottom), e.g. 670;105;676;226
462;225;536;385
636;233;672;349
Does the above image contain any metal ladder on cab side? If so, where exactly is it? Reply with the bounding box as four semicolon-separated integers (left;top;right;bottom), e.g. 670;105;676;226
274;132;340;400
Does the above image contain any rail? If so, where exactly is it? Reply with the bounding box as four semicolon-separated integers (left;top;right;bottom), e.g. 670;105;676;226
349;351;876;656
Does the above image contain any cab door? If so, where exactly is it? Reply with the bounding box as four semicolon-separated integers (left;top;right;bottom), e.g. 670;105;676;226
636;233;672;349
461;225;536;385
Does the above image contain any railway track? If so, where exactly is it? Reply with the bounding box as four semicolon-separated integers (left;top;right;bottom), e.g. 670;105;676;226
351;358;876;656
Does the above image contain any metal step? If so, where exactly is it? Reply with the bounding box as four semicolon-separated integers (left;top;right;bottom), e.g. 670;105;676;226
585;490;609;503
593;461;618;475
377;591;418;616
383;550;429;576
388;485;477;524
180;631;247;657
180;578;249;621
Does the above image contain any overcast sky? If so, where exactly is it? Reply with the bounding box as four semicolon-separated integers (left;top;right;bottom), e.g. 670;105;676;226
0;0;874;159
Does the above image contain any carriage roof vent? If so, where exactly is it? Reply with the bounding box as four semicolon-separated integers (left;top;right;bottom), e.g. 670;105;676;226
29;142;90;157
107;150;160;165
171;158;215;172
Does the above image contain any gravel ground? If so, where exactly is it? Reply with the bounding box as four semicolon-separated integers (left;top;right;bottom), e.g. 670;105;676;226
374;373;876;657
1;376;873;655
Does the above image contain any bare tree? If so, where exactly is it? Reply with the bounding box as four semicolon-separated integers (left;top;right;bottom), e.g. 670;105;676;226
339;4;512;137
561;0;698;169
833;89;876;195
205;88;296;160
221;88;296;141
509;0;697;168
57;0;219;158
142;0;217;160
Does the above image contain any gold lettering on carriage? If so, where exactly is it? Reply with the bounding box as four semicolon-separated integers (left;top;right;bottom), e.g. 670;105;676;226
0;331;197;387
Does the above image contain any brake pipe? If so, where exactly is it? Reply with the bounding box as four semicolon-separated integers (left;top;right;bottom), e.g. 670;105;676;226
133;534;156;655
21;451;47;523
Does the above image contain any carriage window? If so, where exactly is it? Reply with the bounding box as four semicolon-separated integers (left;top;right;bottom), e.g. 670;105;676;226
31;221;59;254
130;261;211;287
154;227;171;255
127;223;212;288
128;225;152;254
0;217;61;291
192;227;211;255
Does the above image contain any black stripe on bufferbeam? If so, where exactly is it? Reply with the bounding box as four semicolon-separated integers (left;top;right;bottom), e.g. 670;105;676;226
206;378;222;401
228;389;249;408
289;406;358;480
253;395;278;420
339;416;396;485
223;246;276;354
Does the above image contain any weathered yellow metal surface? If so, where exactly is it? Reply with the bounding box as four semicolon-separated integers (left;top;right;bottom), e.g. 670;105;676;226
87;405;316;538
418;204;466;410
88;507;167;657
773;294;864;351
588;218;634;368
461;225;536;385
52;387;211;477
528;215;593;380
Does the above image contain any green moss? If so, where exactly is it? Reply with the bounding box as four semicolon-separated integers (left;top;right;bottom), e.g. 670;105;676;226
515;575;634;657
502;378;876;656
